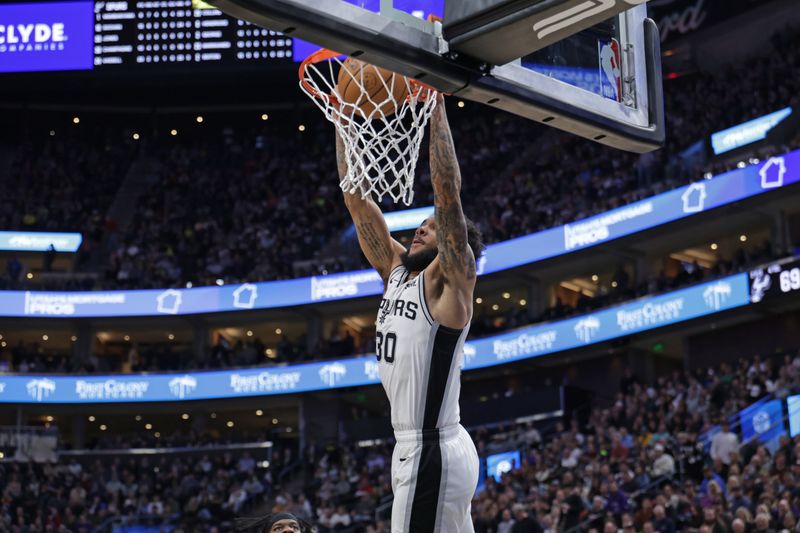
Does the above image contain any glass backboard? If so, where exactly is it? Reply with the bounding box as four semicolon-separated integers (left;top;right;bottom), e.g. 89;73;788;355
208;0;663;152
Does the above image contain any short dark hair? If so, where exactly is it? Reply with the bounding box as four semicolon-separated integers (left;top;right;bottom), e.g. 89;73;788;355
236;513;315;533
464;216;485;262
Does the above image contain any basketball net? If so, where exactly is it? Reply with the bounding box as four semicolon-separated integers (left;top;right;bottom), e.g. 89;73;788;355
299;49;437;205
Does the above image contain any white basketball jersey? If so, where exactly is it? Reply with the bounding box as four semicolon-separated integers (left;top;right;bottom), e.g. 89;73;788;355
376;265;470;432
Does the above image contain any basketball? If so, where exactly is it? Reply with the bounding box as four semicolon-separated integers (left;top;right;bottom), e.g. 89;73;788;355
337;57;409;117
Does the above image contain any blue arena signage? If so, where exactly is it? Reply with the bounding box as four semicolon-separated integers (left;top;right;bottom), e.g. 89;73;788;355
0;150;796;319
711;107;793;155
0;1;94;73
0;273;749;404
0;231;83;252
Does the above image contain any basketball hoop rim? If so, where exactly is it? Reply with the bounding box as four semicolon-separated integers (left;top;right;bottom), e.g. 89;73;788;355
298;47;438;103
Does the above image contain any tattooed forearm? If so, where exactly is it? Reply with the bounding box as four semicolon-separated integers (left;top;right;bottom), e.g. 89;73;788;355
357;222;393;265
430;97;474;280
335;129;348;178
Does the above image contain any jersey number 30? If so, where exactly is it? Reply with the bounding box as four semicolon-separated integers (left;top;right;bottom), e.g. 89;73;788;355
376;331;397;363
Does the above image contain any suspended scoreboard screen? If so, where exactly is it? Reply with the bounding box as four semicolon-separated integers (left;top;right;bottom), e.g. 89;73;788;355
0;0;443;73
93;0;293;67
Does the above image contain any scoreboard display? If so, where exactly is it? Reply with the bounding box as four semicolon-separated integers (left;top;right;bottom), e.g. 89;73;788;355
750;258;800;303
0;0;311;73
93;0;293;67
0;0;442;74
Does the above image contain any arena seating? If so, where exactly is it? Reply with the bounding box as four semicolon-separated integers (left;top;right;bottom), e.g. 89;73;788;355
1;29;797;293
6;351;790;531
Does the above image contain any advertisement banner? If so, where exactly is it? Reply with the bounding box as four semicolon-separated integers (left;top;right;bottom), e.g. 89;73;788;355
0;273;749;404
0;1;94;73
0;149;794;319
463;274;750;371
648;0;761;43
739;399;785;445
0;231;83;252
711;108;792;155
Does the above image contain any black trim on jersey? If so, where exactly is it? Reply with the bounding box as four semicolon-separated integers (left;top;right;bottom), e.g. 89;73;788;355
409;430;442;532
422;325;462;429
418;270;434;325
386;265;404;290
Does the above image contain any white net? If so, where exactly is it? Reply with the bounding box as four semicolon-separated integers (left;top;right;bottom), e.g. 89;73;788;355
299;49;438;205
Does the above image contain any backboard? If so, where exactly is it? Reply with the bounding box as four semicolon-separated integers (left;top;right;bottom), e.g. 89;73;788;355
207;0;664;152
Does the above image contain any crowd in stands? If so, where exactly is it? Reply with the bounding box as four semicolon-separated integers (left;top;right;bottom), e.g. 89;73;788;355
3;343;800;532
0;27;798;294
0;445;291;532
266;348;800;533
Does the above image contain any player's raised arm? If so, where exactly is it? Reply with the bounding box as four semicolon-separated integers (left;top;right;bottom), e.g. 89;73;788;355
429;93;476;286
337;130;405;282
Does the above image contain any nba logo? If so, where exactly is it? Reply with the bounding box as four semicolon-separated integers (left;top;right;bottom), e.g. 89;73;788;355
598;38;621;102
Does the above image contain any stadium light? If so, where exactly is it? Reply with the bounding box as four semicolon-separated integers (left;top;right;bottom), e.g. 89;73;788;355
132;133;140;140
457;101;465;108
100;425;107;431
740;235;747;242
170;129;178;136
711;243;718;250
167;333;175;340
42;334;48;341
275;328;282;335
135;415;142;421
123;335;130;341
272;418;278;424
26;273;33;280
181;413;189;420
145;423;153;430
72;116;80;124
502;292;510;299
261;113;269;121
298;124;306;132
88;416;95;422
226;421;234;428
519;299;527;306
256;410;263;416
196;115;204;123
475;297;483;304
492;304;499;311
70;336;77;342
246;330;253;337
49;130;55;136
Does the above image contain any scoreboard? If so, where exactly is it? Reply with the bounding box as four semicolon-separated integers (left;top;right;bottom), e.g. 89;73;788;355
0;0;442;74
0;0;311;73
750;258;800;304
93;0;293;67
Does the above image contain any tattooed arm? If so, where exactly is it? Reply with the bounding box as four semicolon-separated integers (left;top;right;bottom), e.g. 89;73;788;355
426;93;475;328
429;93;475;284
337;130;404;281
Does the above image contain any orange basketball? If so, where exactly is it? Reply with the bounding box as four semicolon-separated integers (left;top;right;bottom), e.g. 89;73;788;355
337;57;409;117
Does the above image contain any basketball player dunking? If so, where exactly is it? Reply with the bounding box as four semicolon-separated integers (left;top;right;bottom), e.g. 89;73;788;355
338;93;484;532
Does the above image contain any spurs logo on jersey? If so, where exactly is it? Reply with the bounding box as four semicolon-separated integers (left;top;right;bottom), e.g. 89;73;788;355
376;265;471;432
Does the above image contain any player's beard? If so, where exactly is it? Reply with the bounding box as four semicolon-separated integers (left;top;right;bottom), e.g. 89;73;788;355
400;246;438;273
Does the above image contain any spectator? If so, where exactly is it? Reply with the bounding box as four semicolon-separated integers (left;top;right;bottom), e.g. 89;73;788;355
711;420;740;465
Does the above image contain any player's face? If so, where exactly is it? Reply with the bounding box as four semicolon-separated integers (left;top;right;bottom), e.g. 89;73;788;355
270;519;301;533
409;218;437;255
